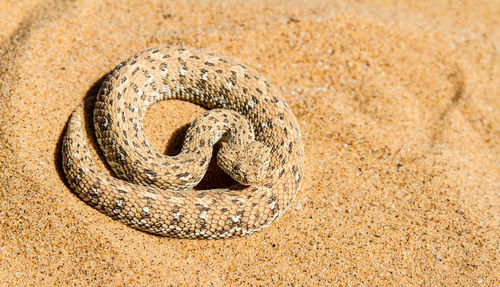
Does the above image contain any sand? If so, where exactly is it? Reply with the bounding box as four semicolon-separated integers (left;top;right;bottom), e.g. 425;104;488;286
0;0;498;285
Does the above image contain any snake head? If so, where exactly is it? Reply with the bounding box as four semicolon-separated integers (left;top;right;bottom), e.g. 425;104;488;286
217;141;271;185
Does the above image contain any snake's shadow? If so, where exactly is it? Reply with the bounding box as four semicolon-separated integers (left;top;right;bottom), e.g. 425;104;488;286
55;74;236;191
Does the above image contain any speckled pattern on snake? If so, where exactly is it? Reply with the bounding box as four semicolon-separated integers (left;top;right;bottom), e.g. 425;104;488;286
62;46;304;239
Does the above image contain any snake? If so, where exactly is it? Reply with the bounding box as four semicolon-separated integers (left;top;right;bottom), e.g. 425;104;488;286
61;46;304;239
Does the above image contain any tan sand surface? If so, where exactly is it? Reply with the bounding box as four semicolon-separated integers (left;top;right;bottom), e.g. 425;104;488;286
0;0;498;285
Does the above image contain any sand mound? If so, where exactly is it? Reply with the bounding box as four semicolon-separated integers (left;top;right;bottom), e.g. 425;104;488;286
1;0;498;285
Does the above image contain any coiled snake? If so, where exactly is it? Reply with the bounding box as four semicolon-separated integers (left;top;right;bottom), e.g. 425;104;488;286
62;47;304;239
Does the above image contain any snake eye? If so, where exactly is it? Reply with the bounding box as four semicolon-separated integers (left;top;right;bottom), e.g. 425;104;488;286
233;163;241;171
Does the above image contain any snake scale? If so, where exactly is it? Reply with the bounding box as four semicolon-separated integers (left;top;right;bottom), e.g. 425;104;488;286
62;46;304;239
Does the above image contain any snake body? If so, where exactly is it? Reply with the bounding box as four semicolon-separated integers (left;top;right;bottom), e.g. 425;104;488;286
62;46;304;239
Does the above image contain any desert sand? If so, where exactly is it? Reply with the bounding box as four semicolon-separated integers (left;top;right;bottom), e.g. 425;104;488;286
0;0;498;285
